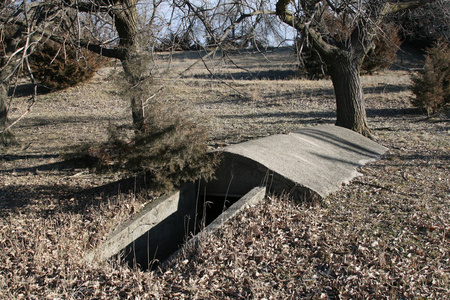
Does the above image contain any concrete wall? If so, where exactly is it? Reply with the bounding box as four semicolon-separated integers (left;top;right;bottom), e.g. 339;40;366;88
84;183;197;266
202;152;321;202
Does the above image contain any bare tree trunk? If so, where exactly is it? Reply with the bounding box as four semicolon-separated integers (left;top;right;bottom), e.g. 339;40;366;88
121;58;146;132
0;26;22;147
112;0;146;133
328;54;372;138
129;92;145;132
0;64;18;146
274;0;431;137
0;83;12;145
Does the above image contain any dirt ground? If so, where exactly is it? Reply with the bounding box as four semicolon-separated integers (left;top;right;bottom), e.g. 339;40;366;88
0;48;448;299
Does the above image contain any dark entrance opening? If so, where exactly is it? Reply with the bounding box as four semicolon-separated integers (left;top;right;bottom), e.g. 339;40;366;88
119;190;244;271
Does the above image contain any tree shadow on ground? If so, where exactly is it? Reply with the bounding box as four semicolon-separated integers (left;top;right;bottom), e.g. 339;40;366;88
18;115;124;128
366;107;422;117
204;81;409;109
206;88;335;107
0;160;153;218
0;153;60;162
189;69;299;81
8;83;54;98
219;110;335;124
363;83;411;95
370;152;450;169
0;155;70;174
217;107;425;125
162;46;295;62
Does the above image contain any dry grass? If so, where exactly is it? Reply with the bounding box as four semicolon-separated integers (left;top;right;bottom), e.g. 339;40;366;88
0;48;449;299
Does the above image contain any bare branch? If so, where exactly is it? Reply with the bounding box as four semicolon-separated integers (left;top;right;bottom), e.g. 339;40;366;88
218;10;275;45
61;0;114;13
381;0;434;16
275;0;338;58
0;15;123;59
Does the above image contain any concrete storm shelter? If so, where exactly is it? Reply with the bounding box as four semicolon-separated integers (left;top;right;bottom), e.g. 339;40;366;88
204;124;388;202
86;125;388;268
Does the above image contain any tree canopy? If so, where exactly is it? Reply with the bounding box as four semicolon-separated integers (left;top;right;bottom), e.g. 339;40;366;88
1;0;443;145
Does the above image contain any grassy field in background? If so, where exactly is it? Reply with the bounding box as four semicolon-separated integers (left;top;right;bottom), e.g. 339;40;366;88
0;47;448;299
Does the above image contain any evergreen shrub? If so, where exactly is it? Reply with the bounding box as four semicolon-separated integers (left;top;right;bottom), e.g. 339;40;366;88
30;42;107;90
66;100;218;192
411;40;450;115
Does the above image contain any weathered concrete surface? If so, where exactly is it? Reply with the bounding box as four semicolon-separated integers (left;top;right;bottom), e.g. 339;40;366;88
84;183;196;264
164;186;266;266
204;125;388;201
85;185;266;268
84;124;387;266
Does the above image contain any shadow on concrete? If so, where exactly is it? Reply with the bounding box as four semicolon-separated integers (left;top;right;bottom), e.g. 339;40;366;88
299;127;384;158
105;183;252;271
312;153;362;168
301;130;379;159
121;208;187;270
120;184;198;270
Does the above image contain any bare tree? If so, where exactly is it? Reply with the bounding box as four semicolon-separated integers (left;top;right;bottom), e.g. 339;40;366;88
274;0;434;137
177;0;433;137
0;2;46;146
1;0;437;146
0;0;165;146
174;0;285;49
392;0;449;45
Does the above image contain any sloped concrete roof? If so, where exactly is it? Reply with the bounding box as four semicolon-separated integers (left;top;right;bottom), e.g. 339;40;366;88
207;125;388;201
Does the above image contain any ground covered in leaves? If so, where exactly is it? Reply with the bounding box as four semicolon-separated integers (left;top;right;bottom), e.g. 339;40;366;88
0;48;449;299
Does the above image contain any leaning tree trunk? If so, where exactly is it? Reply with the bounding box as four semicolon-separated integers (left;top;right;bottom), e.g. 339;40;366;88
327;53;372;138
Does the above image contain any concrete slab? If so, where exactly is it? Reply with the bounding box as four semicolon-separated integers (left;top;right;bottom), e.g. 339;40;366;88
85;185;266;268
204;125;388;201
84;183;197;264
